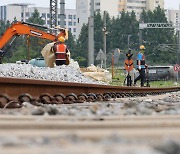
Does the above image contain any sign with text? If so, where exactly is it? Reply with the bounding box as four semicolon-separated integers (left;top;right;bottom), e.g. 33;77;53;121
139;23;174;29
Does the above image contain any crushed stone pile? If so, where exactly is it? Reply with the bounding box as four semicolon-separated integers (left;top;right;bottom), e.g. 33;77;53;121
0;63;107;85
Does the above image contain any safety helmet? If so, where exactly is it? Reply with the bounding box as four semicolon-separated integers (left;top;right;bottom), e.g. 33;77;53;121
140;45;145;50
58;36;65;43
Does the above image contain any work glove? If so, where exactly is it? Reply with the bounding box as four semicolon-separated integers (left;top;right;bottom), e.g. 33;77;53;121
138;65;141;70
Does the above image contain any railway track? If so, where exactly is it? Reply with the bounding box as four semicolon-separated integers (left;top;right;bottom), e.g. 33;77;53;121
0;77;180;153
0;77;180;108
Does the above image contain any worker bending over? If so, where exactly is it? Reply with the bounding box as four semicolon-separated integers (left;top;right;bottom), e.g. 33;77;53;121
52;36;69;66
134;45;147;87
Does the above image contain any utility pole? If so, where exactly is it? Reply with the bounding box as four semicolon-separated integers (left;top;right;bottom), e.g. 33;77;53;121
88;0;94;66
103;11;107;69
139;29;143;46
60;0;65;28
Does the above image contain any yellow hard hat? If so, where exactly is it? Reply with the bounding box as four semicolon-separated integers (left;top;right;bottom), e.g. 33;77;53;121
58;36;65;43
140;45;145;50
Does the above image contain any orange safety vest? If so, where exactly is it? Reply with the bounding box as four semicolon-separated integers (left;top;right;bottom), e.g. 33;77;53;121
55;43;67;60
124;59;134;72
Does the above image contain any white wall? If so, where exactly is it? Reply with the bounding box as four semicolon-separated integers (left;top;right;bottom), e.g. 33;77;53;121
100;0;119;18
6;5;22;21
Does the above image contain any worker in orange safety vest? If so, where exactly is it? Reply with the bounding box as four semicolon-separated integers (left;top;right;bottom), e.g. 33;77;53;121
52;36;69;66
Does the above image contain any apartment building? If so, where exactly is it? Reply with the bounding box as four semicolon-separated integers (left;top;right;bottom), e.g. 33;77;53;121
0;3;77;39
76;0;164;37
166;9;180;27
119;0;164;19
76;0;119;36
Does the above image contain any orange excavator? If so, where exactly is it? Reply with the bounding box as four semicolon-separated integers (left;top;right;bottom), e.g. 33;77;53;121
0;21;68;63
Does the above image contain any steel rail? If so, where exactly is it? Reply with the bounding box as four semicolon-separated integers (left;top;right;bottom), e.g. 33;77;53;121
0;77;180;108
0;77;179;97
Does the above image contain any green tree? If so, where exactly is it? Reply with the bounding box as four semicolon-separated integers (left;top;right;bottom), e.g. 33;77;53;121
140;6;176;65
25;9;49;59
94;12;103;59
1;9;49;63
66;31;76;58
74;24;88;66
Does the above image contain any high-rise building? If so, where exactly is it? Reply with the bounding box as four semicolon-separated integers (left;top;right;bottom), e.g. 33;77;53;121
76;0;164;37
0;3;77;39
119;0;164;20
76;0;119;36
166;9;180;27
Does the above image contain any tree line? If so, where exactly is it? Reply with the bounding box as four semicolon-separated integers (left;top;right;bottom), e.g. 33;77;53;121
0;7;178;67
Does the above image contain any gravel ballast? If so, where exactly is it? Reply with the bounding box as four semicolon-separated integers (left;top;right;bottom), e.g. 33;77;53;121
0;63;106;84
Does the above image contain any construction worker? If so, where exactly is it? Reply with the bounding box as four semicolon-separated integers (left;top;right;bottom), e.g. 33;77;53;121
124;49;134;86
134;45;147;87
52;36;69;66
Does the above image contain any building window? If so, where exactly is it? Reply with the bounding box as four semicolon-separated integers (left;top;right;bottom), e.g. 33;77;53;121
42;13;46;18
73;15;76;19
68;15;72;19
74;22;76;26
73;28;76;32
26;12;30;17
95;2;100;6
176;13;178;18
58;21;60;25
68;28;71;32
21;12;24;18
47;14;50;18
68;21;72;26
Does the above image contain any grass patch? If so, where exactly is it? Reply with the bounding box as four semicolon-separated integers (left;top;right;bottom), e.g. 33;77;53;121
109;67;180;87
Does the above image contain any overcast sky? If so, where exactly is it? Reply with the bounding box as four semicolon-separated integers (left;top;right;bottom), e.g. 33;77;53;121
0;0;180;10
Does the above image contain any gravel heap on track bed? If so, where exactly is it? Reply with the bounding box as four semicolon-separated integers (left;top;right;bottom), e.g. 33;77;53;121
0;63;106;84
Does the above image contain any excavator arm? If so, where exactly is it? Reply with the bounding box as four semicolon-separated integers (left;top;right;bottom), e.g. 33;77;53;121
0;21;68;62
